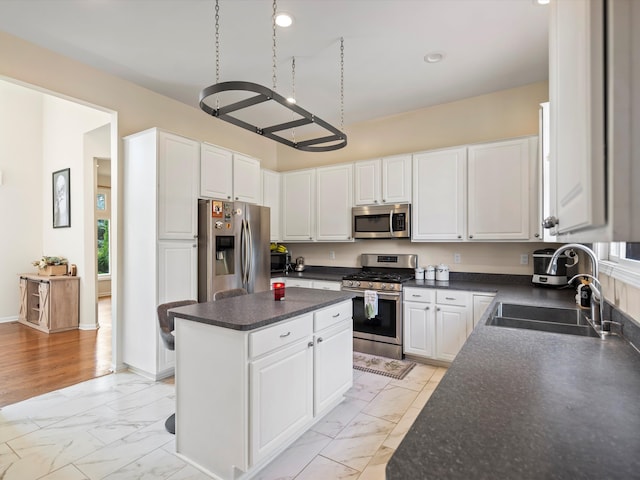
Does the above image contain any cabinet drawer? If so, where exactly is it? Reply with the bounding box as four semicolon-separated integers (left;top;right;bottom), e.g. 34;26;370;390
403;287;435;303
436;290;470;307
313;280;342;291
314;301;352;332
250;314;313;359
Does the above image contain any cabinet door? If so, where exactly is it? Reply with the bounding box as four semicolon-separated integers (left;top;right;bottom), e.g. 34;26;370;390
18;278;27;323
286;279;314;289
403;301;435;358
354;159;381;205
262;169;281;242
38;281;50;329
549;0;606;235
316;164;353;241
467;139;531;241
158;132;199;239
312;280;342;291
382;154;411;204
436;304;470;362
157;240;198;371
472;294;495;328
200;143;233;200
412;148;466;241
281;169;315;241
314;320;352;415
233;153;261;204
250;339;314;464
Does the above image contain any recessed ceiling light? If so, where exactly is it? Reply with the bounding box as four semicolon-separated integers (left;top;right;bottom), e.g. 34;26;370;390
424;52;445;64
534;0;550;5
275;12;294;27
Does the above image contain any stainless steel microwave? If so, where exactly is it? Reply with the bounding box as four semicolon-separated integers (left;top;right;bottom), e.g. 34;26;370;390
352;204;411;239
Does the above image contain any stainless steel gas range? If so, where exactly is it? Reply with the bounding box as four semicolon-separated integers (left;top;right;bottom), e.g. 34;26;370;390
342;253;417;359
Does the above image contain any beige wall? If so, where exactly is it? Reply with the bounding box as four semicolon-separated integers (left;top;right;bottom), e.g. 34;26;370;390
287;241;554;276
0;31;278;168
276;81;549;170
600;274;640;324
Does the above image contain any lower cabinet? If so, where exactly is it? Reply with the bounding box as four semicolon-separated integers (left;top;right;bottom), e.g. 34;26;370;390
403;287;472;363
18;274;80;333
273;277;342;291
472;293;496;327
175;300;353;479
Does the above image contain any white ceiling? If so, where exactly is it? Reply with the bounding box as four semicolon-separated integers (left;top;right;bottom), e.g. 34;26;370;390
0;0;549;131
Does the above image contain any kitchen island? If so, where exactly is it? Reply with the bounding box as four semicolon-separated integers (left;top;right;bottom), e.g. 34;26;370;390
169;288;355;480
386;284;640;480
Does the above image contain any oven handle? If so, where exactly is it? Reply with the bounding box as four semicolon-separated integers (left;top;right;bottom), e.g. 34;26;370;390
389;211;394;236
342;287;401;299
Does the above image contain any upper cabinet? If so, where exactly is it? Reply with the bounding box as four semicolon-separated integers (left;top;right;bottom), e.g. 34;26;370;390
157;131;200;240
261;169;281;242
354;154;411;206
412;137;539;242
281;169;316;241
316;164;353;241
467;138;537;241
200;143;261;204
412;147;466;241
548;0;639;241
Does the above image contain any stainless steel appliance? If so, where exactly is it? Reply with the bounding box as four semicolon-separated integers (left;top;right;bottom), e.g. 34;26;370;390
532;248;576;286
352;204;411;239
198;199;270;301
342;253;418;359
270;251;291;273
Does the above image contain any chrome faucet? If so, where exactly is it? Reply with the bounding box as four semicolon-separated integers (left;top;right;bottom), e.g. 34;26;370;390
548;244;607;338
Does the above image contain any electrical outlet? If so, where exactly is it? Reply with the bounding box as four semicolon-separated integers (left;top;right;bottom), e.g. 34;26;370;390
329;250;335;260
520;254;529;265
453;253;461;264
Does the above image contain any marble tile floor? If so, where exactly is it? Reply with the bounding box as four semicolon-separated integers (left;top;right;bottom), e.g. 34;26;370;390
0;363;446;480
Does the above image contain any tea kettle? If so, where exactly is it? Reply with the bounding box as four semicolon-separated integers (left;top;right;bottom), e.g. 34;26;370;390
294;256;305;272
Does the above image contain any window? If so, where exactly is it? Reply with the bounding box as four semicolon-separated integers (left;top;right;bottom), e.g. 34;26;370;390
599;242;640;288
96;187;111;276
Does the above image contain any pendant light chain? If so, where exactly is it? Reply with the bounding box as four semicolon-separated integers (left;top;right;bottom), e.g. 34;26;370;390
291;56;296;143
214;0;221;109
340;37;344;133
272;0;277;91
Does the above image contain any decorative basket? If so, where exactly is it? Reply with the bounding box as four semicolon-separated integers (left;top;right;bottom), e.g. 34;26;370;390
38;264;67;276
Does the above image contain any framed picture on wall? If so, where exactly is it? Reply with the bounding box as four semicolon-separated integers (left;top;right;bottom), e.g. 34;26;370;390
53;168;71;228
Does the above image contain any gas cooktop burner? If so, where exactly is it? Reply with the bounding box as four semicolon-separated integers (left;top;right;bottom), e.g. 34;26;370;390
343;271;413;283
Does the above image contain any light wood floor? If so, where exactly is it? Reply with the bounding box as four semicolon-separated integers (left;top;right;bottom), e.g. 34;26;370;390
0;297;112;408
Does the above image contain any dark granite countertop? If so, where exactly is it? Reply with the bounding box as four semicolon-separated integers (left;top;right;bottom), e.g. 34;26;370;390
387;281;640;480
168;287;355;331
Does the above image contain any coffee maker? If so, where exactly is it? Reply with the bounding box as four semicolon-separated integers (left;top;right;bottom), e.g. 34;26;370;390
532;248;576;286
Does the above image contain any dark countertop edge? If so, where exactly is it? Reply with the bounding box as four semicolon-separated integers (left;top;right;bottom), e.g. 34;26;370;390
169;289;355;331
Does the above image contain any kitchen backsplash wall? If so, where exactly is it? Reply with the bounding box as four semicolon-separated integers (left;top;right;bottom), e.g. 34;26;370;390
286;241;555;275
600;274;640;325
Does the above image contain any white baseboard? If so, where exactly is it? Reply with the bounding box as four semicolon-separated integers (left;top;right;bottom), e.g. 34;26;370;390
0;315;18;323
125;364;175;381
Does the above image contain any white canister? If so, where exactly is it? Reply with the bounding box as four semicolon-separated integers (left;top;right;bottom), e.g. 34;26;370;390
436;264;450;282
414;267;425;280
425;265;436;280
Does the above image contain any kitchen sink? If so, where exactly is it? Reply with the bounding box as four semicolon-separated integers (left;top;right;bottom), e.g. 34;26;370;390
486;303;600;337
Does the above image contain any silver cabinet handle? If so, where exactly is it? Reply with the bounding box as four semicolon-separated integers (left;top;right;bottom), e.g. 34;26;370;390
412;294;422;297
437;307;441;311
469;235;474;239
317;337;324;343
445;297;455;301
426;306;430;310
542;216;559;229
308;341;314;348
280;331;291;338
457;235;462;239
332;313;340;318
534;233;540;238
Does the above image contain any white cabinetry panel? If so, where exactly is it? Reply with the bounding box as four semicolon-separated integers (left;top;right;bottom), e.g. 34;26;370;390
316;164;353;241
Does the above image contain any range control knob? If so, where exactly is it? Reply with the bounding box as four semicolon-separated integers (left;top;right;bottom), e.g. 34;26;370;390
368;282;373;288
355;281;361;287
381;284;387;290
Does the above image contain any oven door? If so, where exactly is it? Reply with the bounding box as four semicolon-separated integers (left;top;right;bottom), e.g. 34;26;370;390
346;289;402;346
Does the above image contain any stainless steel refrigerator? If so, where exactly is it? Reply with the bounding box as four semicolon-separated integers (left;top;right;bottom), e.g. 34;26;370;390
198;199;270;301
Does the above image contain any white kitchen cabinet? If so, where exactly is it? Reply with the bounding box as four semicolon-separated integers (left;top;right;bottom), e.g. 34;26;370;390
282;169;315;241
314;305;352;415
200;143;233;200
250;336;314;464
316;164;353;241
285;278;314;289
200;143;261;204
547;0;639;241
123;128;199;379
312;280;342;291
262;169;281;242
412;147;466;241
175;300;352;479
472;293;496;328
281;278;341;291
467;137;537;241
157;131;199;240
403;287;471;363
233;153;261;204
354;155;411;206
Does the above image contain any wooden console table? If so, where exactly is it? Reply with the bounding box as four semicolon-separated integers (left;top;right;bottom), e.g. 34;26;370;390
18;274;80;333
